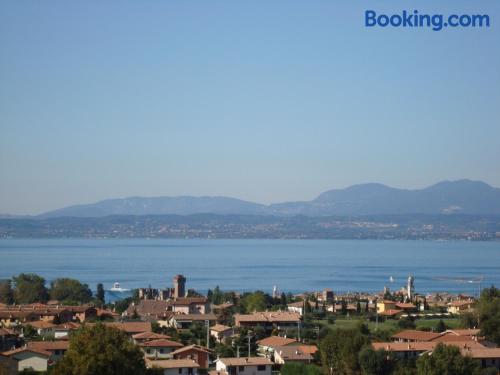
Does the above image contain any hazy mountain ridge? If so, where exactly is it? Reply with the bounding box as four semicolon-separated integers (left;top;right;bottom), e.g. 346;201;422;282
37;179;500;218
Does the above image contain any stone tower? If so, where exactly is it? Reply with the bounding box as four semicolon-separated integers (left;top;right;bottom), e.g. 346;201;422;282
407;275;415;302
173;274;186;299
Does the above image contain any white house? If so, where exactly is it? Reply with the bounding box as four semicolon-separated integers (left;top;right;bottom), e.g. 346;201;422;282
146;358;199;375
215;357;273;375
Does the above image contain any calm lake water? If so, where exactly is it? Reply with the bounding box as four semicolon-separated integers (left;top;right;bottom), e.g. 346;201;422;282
1;239;499;297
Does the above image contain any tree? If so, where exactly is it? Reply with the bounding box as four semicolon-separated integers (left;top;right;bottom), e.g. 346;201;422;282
12;273;48;304
240;291;267;313
0;279;13;304
397;316;416;329
52;324;145;375
96;283;105;305
320;329;368;375
435;319;447;333
416;344;480;375
477;286;500;345
50;278;92;304
359;346;394;375
280;362;322;375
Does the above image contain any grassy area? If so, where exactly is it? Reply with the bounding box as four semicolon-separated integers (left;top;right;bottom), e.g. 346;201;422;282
312;317;462;335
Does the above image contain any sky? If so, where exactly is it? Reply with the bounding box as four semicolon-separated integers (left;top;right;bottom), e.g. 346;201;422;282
1;0;499;215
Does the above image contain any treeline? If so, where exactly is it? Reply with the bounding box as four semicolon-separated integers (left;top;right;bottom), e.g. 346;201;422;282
0;273;105;306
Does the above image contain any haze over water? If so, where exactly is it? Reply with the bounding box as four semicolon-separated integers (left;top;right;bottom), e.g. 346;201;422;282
1;239;498;296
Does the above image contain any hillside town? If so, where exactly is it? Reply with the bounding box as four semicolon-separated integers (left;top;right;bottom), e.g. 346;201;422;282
0;274;499;375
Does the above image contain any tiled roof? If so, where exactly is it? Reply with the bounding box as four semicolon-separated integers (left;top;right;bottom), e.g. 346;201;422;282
139;339;183;348
257;336;298;347
146;358;200;369
171;344;212;356
391;330;442;342
210;324;232;332
217;357;273;366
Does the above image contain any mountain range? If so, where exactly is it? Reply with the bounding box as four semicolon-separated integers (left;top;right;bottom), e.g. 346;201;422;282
35;179;500;218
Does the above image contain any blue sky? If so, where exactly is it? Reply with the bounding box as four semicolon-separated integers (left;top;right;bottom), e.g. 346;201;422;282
1;0;499;214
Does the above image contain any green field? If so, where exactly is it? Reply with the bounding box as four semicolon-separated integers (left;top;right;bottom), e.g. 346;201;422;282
312;317;462;335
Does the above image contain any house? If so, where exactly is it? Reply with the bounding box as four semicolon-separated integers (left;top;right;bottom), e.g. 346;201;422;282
132;331;172;345
0;311;39;328
372;341;486;360
171;298;210;315
391;330;442;343
139;338;184;359
146;358;199;375
103;321;152;336
256;336;298;356
171;344;212;368
395;303;417;313
26;320;57;337
379;309;404;319
2;347;50;372
287;302;305;316
125;300;172;320
167;314;217;330
447;300;475;315
210;324;234;343
215;357;273;375
460;348;500;371
234;312;301;331
376;300;398;313
273;345;314;364
0;353;17;375
27;341;69;360
53;322;81;339
66;306;97;322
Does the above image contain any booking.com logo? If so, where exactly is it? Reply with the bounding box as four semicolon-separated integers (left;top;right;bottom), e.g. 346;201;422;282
365;10;490;31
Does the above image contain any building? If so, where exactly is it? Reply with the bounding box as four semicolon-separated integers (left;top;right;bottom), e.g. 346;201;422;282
273;345;315;364
173;275;187;299
391;330;442;343
256;336;299;357
140;338;184;359
2;347;50;372
407;276;415;301
287;301;305;316
146;358;199;375
171;344;212;368
132;331;172;345
214;357;273;375
167;313;217;330
376;300;398;313
318;289;334;303
210;324;234;343
447;300;475;314
234;312;301;331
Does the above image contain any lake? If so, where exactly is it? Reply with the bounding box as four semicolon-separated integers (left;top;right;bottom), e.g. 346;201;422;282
1;239;499;297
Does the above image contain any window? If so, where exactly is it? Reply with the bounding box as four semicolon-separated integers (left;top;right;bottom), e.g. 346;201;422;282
257;365;266;371
178;369;182;374
238;366;244;372
159;348;164;354
146;349;151;354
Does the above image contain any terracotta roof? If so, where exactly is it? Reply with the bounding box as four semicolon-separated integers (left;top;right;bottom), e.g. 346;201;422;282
54;322;81;331
172;297;208;305
27;321;57;329
392;330;442;342
395;303;416;310
171;344;212;356
139;338;183;348
2;347;51;357
125;300;171;317
235;311;301;323
28;341;69;351
273;345;313;361
446;329;480;336
217;357;273;366
146;358;200;369
104;322;151;333
461;348;500;359
373;341;486;353
132;331;171;340
171;313;217;321
448;300;475;307
257;336;298;347
431;333;479;343
0;328;17;336
296;345;318;354
210;324;232;332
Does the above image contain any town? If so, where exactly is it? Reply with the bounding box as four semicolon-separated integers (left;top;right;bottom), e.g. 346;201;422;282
0;273;499;375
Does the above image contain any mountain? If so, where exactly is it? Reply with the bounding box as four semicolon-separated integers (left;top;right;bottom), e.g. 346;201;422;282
37;179;500;218
39;196;267;218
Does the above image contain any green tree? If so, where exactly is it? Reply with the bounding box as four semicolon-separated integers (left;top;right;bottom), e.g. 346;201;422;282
50;278;92;304
96;283;105;305
12;273;48;304
0;279;14;304
436;319;447;332
240;291;267;313
477;286;500;345
358;346;394;375
320;329;368;375
280;362;322;375
416;344;480;375
52;324;145;375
